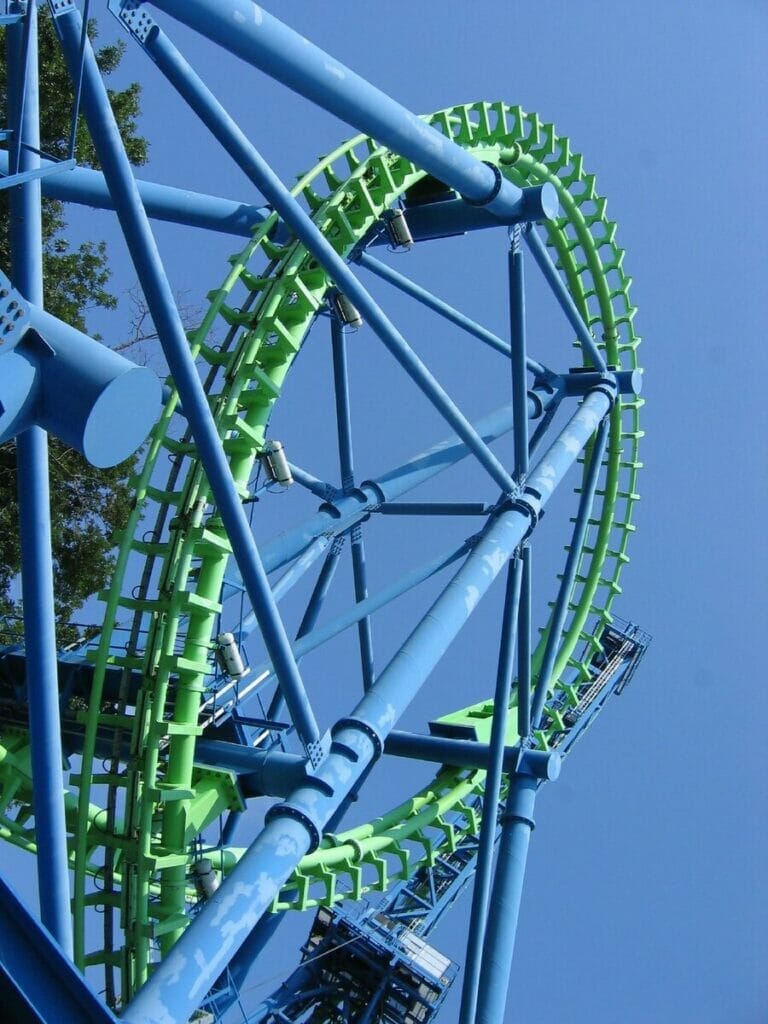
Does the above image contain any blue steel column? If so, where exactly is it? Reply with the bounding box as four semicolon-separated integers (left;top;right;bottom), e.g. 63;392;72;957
7;4;73;956
509;226;530;479
50;3;323;760
475;773;538;1024
331;318;375;691
130;22;521;497
458;557;523;1024
124;388;611;1024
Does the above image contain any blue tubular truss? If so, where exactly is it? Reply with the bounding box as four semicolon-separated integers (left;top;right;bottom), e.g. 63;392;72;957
0;3;648;1023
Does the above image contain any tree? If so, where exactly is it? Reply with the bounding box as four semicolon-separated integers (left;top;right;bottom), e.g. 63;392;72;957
0;9;149;642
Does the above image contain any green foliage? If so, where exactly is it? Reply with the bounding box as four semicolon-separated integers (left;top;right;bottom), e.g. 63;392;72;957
0;10;149;640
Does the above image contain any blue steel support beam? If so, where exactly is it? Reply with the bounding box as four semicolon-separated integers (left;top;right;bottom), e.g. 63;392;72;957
0;876;116;1024
286;462;336;501
355;249;548;377
144;0;557;223
0;149;270;235
376;501;489;516
7;4;73;956
331;317;375;690
475;773;539;1024
194;740;307;798
459;558;523;1024
0;295;162;466
524;225;608;372
509;226;530;479
239;537;473;705
385;194;549;244
124;388;611;1024
383;732;559;779
258;399;541;577
331;318;355;492
49;2;323;761
265;538;345;722
529;417;610;732
350;524;375;692
517;544;533;740
0;147;557;245
129;22;521;497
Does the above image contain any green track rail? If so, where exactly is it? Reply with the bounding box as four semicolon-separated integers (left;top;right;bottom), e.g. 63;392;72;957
0;102;641;1006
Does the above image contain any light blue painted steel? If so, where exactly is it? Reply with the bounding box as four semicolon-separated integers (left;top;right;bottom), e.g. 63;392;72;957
0;155;77;191
459;558;523;1024
146;0;556;222
509;227;530;479
265;537;346;722
564;367;642;397
377;501;490;516
271;536;331;603
530;418;610;731
383;734;559;781
355;249;547;375
286;462;336;501
350;524;375;691
0;280;161;466
517;544;533;739
50;1;323;760
524;224;608;372
330;317;376;690
123;388;610;1024
295;538;345;640
0;875;117;1024
377;192;554;244
132;23;521;498
260;402;520;576
475;773;538;1024
8;0;31;169
0;149;270;234
6;4;73;957
244;537;474;706
31;305;160;465
331;318;355;492
237;535;330;638
194;740;307;797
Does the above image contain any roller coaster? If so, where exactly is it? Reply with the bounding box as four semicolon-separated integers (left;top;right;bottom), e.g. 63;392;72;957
0;3;648;1022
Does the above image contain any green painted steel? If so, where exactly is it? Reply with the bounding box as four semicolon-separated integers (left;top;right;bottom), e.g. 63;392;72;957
0;102;641;1005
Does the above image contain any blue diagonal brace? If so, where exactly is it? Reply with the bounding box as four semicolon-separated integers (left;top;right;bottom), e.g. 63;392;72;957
125;17;523;496
124;388;611;1024
49;1;322;761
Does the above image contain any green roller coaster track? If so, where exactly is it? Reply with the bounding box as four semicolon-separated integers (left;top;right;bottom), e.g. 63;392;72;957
0;100;641;1006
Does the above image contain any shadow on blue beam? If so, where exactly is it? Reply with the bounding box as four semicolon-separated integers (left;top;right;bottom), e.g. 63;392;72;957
0;874;117;1024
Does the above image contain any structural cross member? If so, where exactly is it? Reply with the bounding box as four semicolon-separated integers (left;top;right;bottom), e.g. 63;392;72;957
0;271;161;467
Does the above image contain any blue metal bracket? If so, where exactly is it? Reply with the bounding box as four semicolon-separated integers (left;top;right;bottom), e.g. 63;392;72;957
107;0;156;44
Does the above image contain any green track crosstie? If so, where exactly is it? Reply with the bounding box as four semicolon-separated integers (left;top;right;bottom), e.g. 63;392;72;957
0;101;641;1004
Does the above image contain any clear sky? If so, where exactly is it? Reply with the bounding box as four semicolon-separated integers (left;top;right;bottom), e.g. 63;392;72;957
13;2;768;1022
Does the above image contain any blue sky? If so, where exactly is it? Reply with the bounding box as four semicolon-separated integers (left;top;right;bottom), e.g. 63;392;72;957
11;2;768;1022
